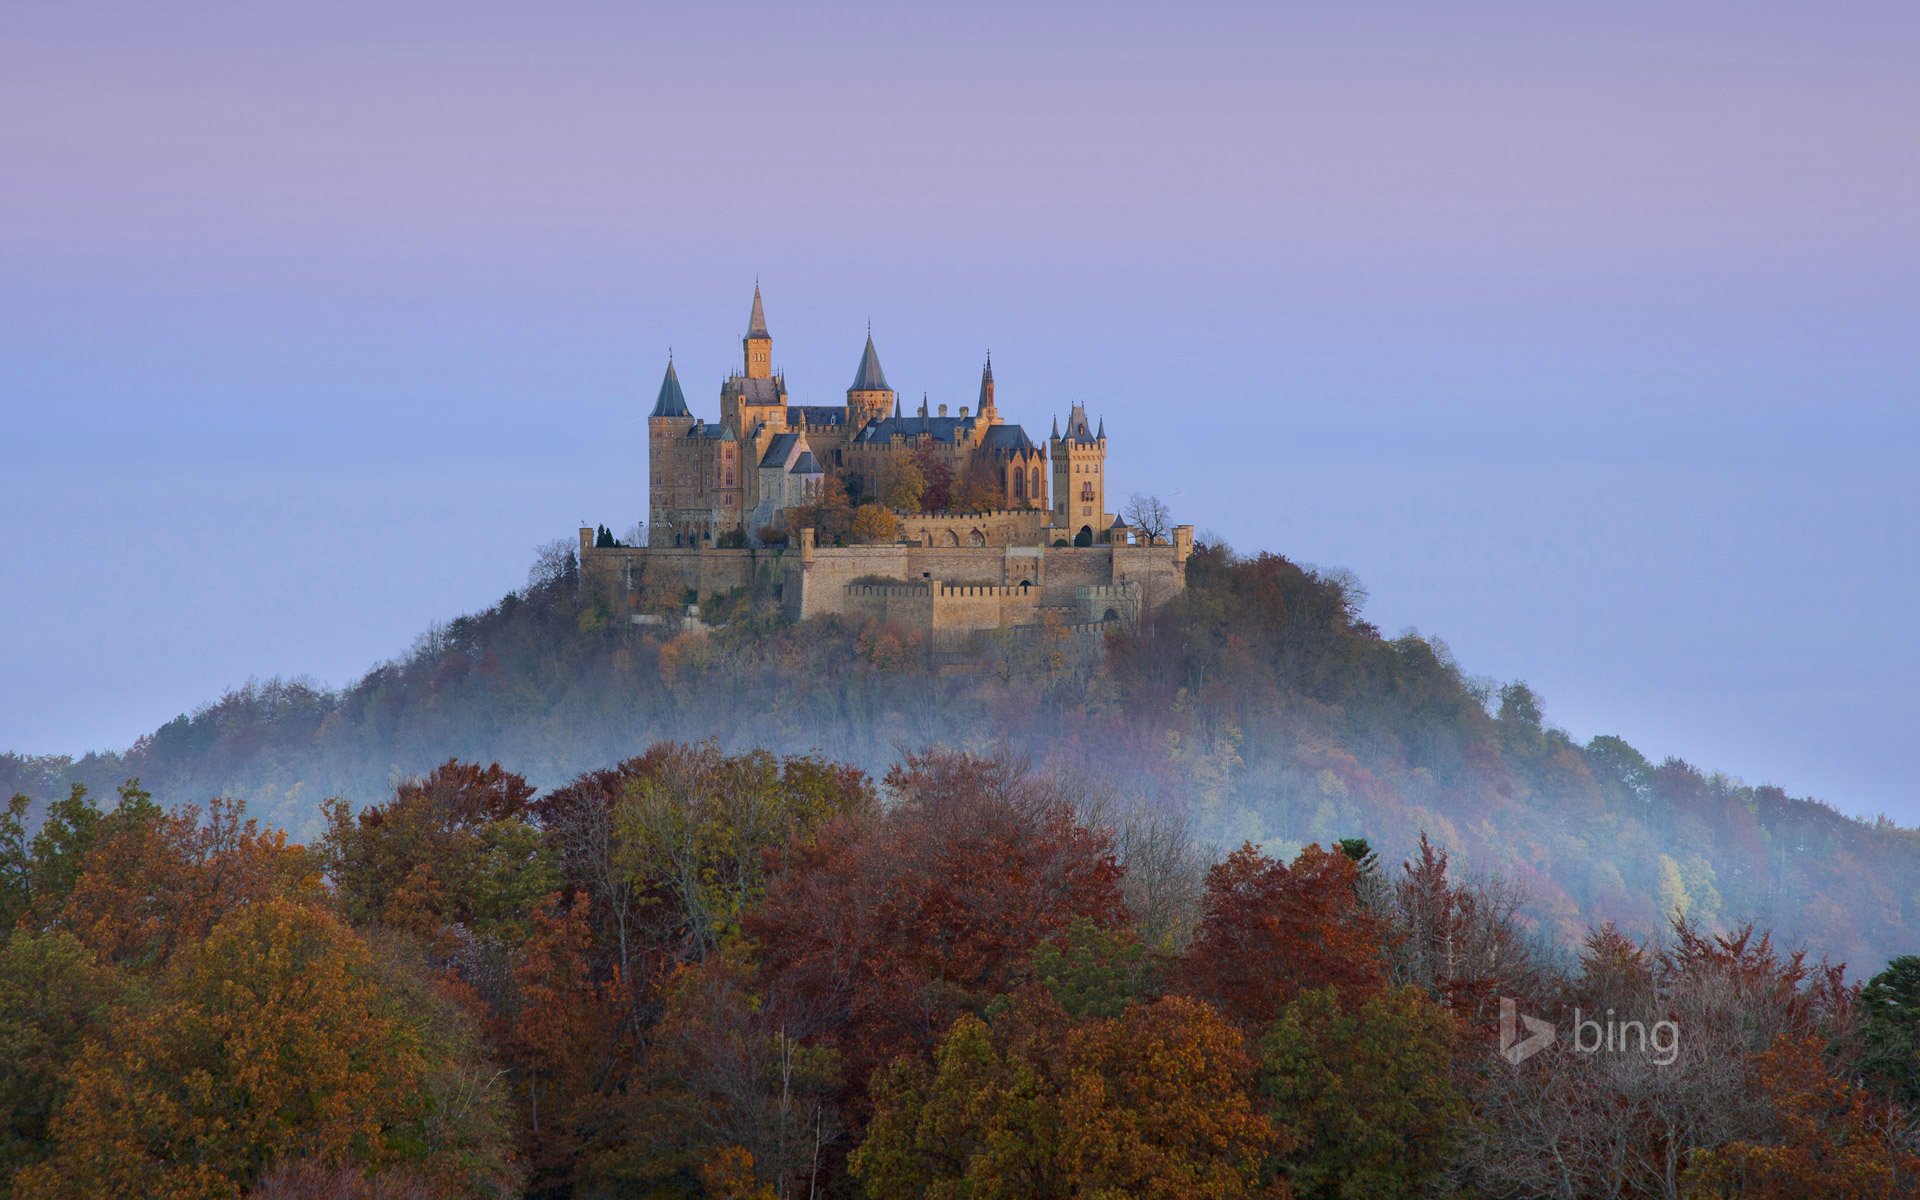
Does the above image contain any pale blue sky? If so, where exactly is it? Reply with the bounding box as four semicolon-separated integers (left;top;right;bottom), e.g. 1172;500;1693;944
3;2;1916;817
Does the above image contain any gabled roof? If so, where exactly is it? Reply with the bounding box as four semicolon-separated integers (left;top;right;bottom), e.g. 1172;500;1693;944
759;432;802;467
849;333;891;392
790;451;820;475
650;359;690;418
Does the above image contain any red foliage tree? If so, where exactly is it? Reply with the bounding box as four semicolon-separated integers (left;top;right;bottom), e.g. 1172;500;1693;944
746;751;1128;1099
1176;842;1386;1027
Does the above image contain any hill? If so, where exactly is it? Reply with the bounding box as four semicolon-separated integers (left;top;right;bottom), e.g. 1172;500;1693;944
6;540;1916;968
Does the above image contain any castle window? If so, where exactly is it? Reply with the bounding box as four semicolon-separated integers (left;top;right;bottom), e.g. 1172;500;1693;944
1080;481;1094;502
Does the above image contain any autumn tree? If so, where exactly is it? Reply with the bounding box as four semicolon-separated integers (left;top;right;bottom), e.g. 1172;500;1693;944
321;760;552;946
0;929;124;1184
853;988;1282;1199
17;897;519;1200
949;459;1004;515
849;503;899;545
785;475;855;545
1261;985;1466;1200
906;440;954;512
748;751;1127;1095
1683;1033;1920;1199
605;947;844;1200
1176;843;1386;1027
59;795;319;973
1386;833;1542;1026
875;460;926;512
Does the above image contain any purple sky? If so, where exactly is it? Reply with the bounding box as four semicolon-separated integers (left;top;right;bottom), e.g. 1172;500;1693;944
3;3;1916;818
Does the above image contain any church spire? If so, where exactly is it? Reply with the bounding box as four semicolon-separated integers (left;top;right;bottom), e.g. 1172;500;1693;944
977;351;996;419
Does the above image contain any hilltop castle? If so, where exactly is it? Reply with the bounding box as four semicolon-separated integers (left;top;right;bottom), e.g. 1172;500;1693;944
583;286;1192;642
648;285;1112;548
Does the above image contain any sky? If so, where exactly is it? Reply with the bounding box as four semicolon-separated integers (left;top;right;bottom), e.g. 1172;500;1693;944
2;2;1916;819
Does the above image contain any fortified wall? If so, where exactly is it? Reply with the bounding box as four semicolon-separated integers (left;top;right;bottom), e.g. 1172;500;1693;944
577;523;1192;641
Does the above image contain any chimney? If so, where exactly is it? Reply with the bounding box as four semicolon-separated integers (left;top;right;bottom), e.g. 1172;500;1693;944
938;403;948;417
960;406;970;418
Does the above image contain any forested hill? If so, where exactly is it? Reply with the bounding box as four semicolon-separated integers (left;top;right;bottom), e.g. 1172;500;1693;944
6;543;1916;969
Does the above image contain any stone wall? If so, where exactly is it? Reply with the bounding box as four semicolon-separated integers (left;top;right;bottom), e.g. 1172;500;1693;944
577;524;1191;633
894;509;1050;549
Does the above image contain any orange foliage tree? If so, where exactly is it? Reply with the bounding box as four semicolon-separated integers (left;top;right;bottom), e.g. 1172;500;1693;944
852;988;1284;1199
17;898;518;1200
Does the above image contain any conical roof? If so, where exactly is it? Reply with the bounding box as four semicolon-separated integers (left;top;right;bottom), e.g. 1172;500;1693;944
650;359;690;418
746;284;769;338
849;333;891;391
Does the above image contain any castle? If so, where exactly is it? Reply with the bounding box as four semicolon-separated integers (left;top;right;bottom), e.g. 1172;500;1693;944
583;286;1192;640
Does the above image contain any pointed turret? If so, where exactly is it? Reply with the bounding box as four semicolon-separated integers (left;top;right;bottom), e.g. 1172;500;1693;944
977;352;997;422
747;283;769;337
650;358;691;418
845;327;896;429
849;333;891;391
1096;415;1105;440
742;284;773;380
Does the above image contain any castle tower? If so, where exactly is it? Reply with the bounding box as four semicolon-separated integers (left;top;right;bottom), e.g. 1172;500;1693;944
743;283;773;380
647;357;696;546
846;327;895;429
976;353;998;425
1050;403;1109;544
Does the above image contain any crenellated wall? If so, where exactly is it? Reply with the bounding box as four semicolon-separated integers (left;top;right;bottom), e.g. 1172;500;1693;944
577;523;1191;634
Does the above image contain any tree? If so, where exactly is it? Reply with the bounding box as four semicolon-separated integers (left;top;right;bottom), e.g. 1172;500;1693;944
748;751;1128;1096
17;897;519;1200
0;930;124;1184
1123;493;1171;544
850;503;900;545
1176;844;1386;1027
1683;1034;1920;1199
852;989;1282;1200
786;475;855;545
1261;985;1466;1200
876;460;926;513
59;795;319;973
909;441;953;512
528;539;578;590
950;461;1004;514
1861;955;1920;1105
321;760;553;946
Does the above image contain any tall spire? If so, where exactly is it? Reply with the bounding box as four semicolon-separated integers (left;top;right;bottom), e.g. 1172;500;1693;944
650;358;690;418
977;351;996;416
747;283;769;338
742;283;772;379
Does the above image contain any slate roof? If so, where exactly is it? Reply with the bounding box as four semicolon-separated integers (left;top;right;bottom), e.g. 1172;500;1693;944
759;432;801;467
724;376;784;405
849;334;891;391
650;360;690;418
1062;403;1099;445
690;421;735;441
979;423;1039;455
790;451;821;475
791;405;846;428
746;285;769;338
855;413;974;444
